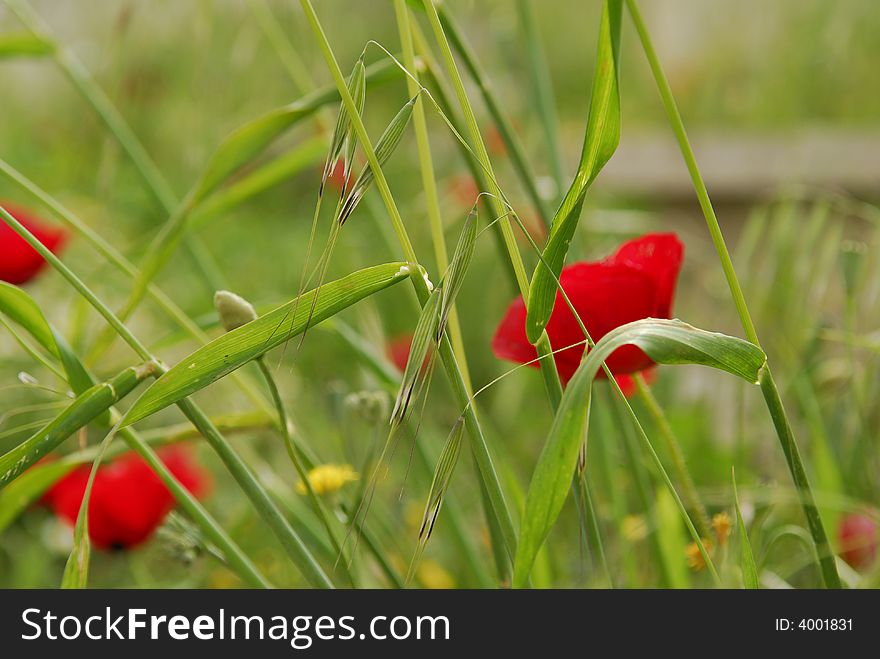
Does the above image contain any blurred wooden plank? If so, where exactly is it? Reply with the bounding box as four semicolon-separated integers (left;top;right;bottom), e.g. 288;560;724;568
596;130;880;202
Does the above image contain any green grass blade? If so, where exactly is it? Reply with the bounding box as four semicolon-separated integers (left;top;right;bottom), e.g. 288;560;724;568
0;363;156;487
123;263;410;426
513;319;766;587
732;468;759;589
189;137;326;229
192;59;395;205
525;0;622;344
0;30;52;57
0;281;93;396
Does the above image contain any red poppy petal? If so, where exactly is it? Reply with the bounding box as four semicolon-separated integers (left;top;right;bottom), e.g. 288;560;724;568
607;233;683;318
548;262;660;379
0;203;68;285
43;447;208;550
614;365;656;398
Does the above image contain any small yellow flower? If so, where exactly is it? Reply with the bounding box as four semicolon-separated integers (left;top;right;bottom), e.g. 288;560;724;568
712;512;732;547
296;464;358;496
417;559;455;589
685;538;714;571
621;514;648;542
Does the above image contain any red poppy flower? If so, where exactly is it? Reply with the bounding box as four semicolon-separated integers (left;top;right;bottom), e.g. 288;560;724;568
386;333;432;376
492;233;684;386
43;446;209;551
838;513;877;569
0;203;68;285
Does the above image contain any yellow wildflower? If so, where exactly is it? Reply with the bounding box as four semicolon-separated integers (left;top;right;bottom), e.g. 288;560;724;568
712;512;732;547
685;538;714;571
296;464;358;496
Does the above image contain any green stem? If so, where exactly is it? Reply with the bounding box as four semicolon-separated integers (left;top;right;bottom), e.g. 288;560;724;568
0;206;333;588
626;0;839;589
634;375;711;538
0;158;276;417
395;1;473;391
420;0;565;411
436;4;552;224
515;0;564;195
256;358;355;586
299;0;518;564
759;369;841;588
116;422;272;588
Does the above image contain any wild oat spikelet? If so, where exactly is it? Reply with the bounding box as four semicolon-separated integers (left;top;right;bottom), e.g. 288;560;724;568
712;512;732;547
685;538;714;571
296;464;358;496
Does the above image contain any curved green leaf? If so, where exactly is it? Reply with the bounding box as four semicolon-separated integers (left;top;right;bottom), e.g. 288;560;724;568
0;281;94;396
513;318;766;587
525;0;622;344
123;262;412;426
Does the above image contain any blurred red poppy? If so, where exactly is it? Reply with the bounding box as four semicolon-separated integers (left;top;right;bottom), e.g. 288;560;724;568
324;160;348;194
43;446;209;551
0;203;68;285
387;334;413;373
386;333;433;377
446;175;480;209
838;513;877;569
492;233;684;387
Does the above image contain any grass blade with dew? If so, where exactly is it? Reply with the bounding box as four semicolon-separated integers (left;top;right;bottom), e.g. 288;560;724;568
732;467;759;589
0;363;157;487
513;318;766;587
525;0;622;344
122;263;411;426
339;95;418;223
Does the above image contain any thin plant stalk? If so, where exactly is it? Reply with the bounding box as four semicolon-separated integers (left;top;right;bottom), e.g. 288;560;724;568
395;0;472;390
515;0;564;195
420;0;565;411
625;0;840;589
634;374;711;538
436;3;552;224
0;206;333;588
299;0;518;564
256;357;356;586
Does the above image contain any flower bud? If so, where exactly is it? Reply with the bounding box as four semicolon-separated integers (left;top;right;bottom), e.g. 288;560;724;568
214;290;257;332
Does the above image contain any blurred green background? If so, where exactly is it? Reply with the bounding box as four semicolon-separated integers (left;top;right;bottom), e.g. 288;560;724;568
1;0;877;588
